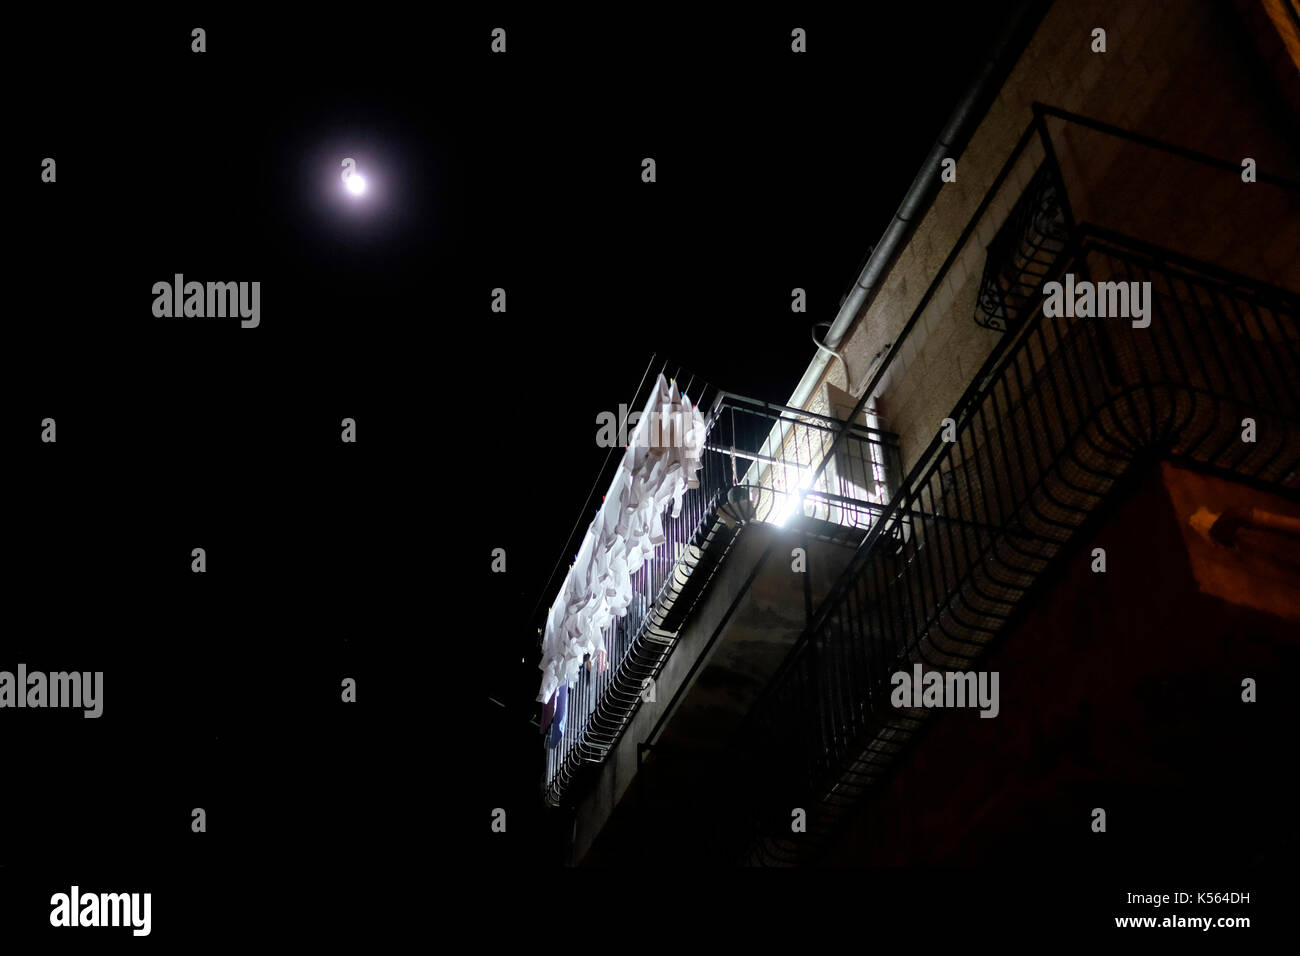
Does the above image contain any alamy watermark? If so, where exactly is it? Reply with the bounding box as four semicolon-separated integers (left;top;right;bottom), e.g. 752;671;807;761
891;664;999;718
152;274;260;328
50;886;150;936
595;405;696;449
1043;273;1152;328
0;664;103;718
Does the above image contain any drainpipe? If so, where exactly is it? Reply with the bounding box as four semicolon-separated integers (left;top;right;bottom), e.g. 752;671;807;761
789;0;1048;412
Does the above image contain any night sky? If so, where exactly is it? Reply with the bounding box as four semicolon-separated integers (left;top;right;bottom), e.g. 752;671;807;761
8;3;1033;936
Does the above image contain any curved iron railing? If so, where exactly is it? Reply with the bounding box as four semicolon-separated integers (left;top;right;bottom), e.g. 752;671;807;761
731;233;1300;863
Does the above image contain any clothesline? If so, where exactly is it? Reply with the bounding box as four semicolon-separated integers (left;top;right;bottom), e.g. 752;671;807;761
538;373;708;745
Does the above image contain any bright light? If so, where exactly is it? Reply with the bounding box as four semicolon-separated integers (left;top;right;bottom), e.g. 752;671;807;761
773;494;803;528
345;174;366;196
772;469;817;527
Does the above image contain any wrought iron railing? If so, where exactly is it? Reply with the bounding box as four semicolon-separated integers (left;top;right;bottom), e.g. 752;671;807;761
543;391;901;806
731;234;1299;863
716;105;1300;865
975;163;1069;330
707;393;903;532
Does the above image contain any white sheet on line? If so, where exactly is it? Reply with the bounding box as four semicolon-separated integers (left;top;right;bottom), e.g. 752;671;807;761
537;374;707;703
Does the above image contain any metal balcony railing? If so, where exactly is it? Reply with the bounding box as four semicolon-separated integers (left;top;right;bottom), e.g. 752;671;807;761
975;162;1069;331
733;237;1299;863
714;106;1300;865
542;386;901;806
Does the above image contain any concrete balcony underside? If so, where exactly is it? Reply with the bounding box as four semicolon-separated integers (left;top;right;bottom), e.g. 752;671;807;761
571;516;864;865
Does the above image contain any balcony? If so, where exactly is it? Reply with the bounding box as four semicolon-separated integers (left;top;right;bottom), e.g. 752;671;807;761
540;387;901;808
729;234;1299;864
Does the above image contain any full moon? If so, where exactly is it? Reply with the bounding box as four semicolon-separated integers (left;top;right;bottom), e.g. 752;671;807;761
346;174;366;196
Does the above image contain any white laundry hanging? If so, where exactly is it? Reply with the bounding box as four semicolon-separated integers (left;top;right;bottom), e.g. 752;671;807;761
536;373;707;704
